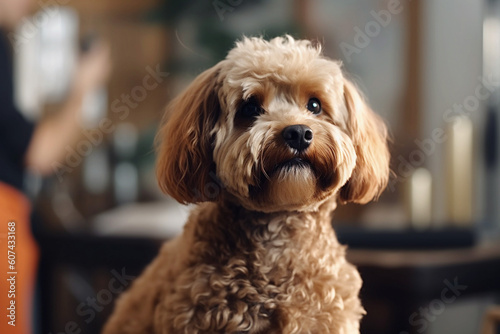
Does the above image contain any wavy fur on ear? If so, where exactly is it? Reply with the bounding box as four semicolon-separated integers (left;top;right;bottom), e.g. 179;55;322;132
156;65;222;204
340;78;390;204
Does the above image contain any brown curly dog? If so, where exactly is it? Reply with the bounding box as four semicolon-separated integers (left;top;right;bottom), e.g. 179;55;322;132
103;35;390;334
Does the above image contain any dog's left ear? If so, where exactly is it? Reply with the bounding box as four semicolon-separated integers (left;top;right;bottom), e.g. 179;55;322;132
339;78;390;204
156;64;222;204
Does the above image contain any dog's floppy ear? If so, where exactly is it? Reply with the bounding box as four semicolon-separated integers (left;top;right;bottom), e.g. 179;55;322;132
156;64;222;204
339;78;390;204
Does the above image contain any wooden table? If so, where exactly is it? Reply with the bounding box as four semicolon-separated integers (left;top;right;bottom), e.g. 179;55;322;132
36;231;500;334
348;244;500;333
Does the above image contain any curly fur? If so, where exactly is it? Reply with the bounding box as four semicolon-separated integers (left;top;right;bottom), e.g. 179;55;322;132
103;35;390;334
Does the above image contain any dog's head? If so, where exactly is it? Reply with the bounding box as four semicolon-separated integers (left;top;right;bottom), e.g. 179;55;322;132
156;36;390;212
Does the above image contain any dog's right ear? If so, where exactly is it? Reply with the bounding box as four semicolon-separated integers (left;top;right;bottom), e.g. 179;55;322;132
156;64;222;204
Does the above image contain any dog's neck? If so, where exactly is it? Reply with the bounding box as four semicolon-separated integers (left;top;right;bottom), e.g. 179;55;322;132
186;197;342;271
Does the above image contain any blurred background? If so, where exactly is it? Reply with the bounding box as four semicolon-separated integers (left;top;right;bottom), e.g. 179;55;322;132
1;0;500;333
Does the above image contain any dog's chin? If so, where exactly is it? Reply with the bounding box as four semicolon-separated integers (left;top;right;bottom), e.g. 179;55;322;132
270;163;316;201
246;158;326;212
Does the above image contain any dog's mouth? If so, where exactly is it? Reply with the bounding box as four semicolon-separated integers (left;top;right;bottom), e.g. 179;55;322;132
272;157;312;174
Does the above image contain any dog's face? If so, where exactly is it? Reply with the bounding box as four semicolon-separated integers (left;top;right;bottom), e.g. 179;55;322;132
157;36;390;212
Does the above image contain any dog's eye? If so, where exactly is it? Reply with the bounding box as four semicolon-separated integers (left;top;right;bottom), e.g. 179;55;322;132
307;98;322;114
238;100;263;119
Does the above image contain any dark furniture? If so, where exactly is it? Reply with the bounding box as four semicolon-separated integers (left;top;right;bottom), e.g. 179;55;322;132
349;245;500;333
36;231;500;334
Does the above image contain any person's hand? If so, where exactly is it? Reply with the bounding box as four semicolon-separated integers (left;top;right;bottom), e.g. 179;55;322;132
74;41;112;94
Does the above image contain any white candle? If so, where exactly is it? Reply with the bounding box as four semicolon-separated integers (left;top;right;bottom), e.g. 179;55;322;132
408;168;432;229
445;116;474;226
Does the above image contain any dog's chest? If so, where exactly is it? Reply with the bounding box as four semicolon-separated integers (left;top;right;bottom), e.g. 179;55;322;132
164;216;351;333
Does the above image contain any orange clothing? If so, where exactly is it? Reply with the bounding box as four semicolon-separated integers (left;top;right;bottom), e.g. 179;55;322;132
0;182;38;334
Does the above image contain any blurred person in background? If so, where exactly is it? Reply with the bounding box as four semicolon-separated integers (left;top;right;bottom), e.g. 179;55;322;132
0;0;111;333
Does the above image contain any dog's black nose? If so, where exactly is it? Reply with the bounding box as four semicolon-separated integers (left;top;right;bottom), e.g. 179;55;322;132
282;125;313;151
